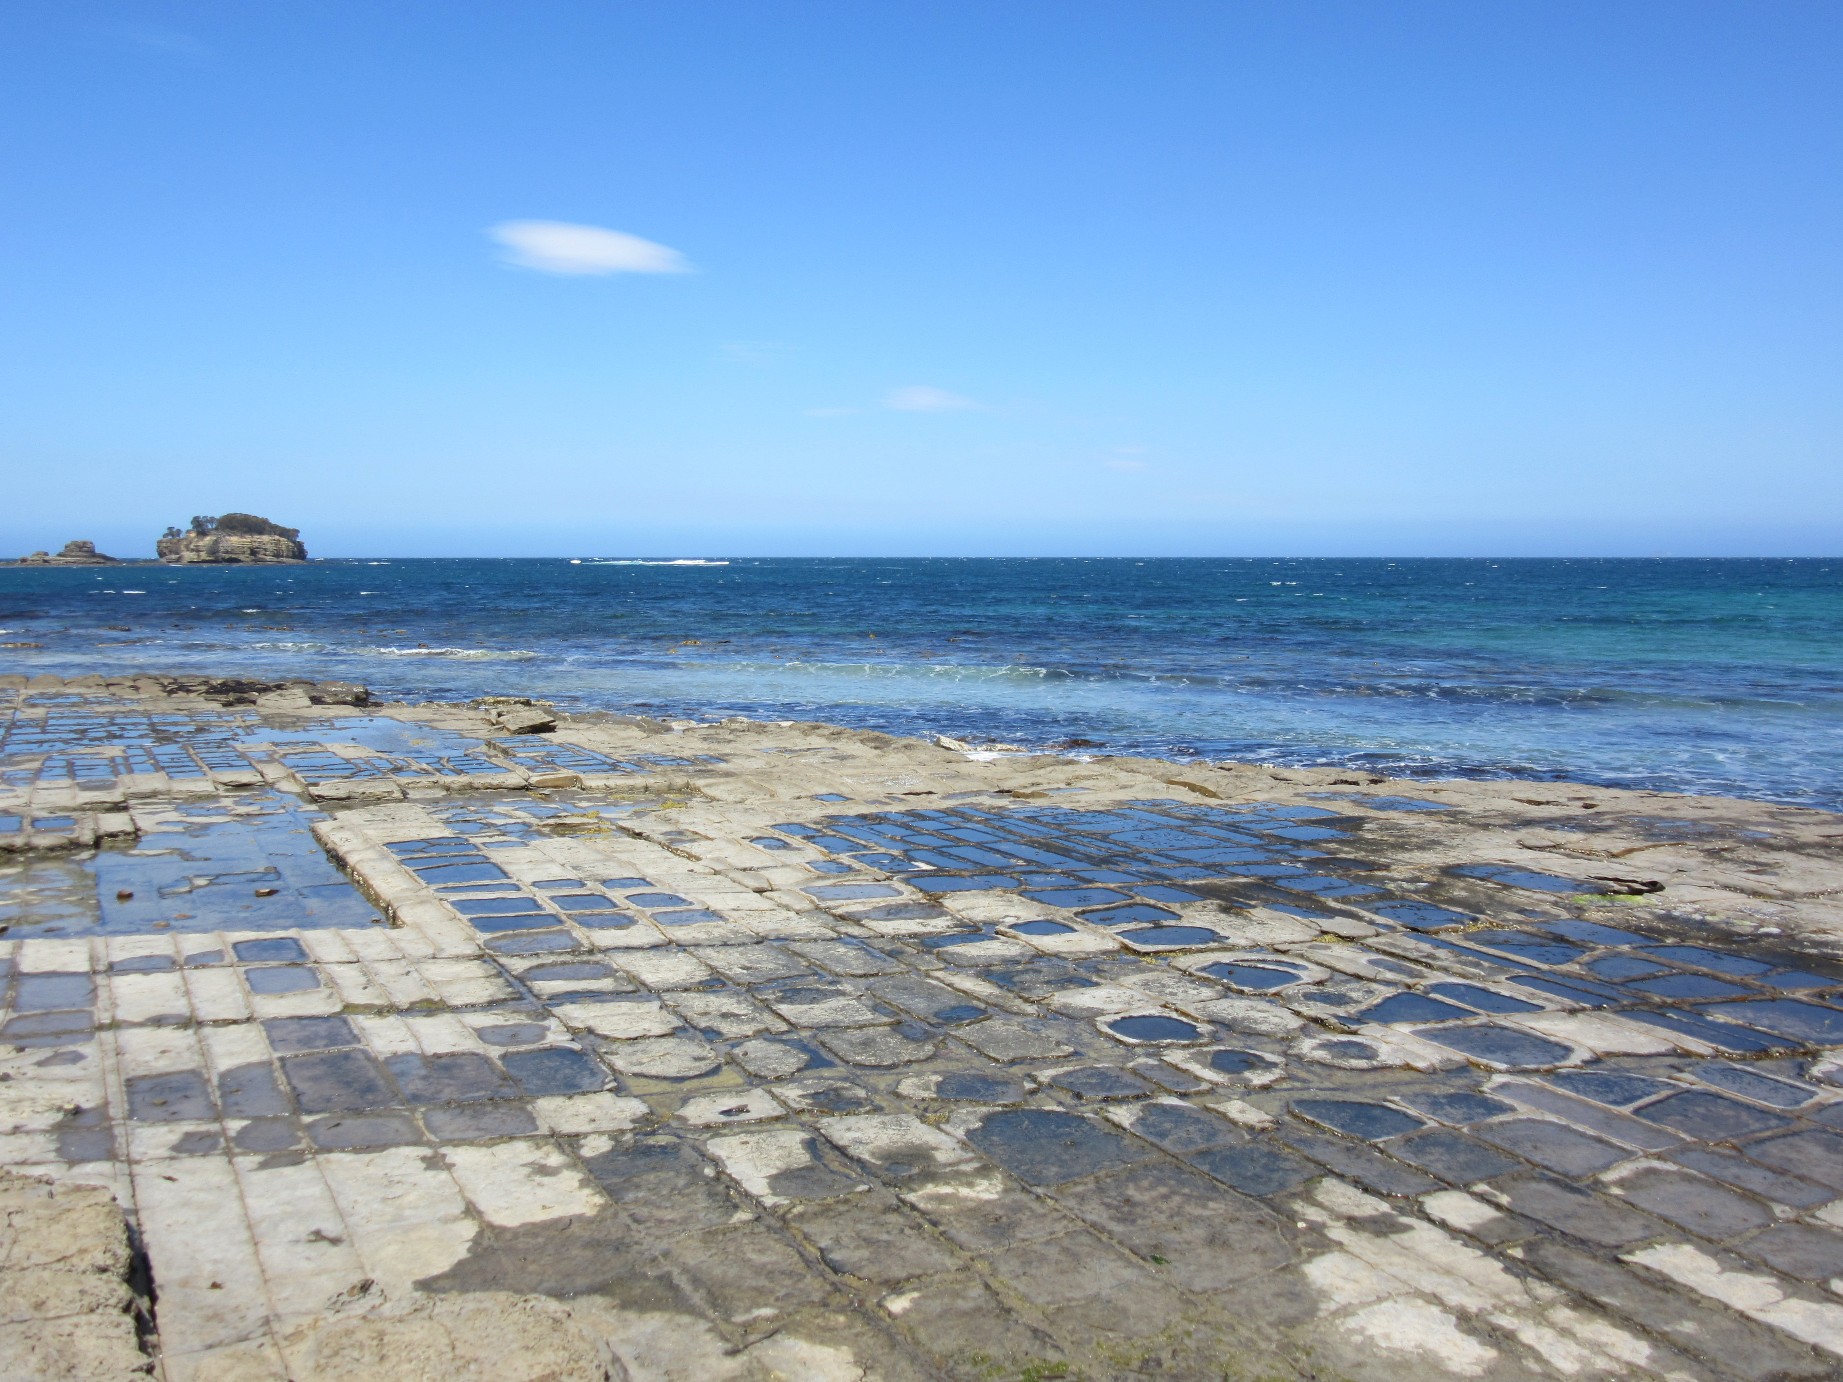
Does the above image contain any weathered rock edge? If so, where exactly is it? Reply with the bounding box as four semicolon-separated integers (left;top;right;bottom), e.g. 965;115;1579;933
0;1170;153;1380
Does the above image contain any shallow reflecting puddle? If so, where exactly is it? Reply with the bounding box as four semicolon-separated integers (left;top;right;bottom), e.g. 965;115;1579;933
0;791;375;938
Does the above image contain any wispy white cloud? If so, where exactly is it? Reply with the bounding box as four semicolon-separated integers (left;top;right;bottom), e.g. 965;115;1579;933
720;340;794;366
489;221;692;276
107;25;210;59
1107;446;1149;472
883;385;977;412
1107;458;1149;473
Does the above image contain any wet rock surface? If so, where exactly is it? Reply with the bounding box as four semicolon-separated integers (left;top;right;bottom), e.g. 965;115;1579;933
2;672;1843;1378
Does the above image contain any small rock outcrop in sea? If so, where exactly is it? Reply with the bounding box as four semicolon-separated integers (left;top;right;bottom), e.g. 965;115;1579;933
16;540;118;565
157;513;307;564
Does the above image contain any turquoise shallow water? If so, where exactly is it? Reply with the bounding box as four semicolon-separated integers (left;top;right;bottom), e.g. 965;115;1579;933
2;557;1839;809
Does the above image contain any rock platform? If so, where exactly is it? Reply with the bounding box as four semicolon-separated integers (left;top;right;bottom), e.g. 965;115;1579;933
2;673;1842;1380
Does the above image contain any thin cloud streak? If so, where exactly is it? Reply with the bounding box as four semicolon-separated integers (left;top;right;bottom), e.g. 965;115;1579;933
884;385;977;412
489;221;692;275
106;25;210;59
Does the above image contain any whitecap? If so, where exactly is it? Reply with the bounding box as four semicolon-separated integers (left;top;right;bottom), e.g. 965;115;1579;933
370;646;539;661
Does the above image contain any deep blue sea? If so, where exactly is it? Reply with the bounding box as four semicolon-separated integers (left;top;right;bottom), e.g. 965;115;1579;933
2;557;1839;810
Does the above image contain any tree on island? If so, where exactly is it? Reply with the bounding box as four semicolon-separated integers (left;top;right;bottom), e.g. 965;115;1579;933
184;514;303;541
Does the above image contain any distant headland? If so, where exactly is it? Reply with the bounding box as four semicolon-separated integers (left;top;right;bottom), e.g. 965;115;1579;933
11;513;307;565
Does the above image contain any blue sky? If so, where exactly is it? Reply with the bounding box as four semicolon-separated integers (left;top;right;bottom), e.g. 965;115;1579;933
4;2;1841;557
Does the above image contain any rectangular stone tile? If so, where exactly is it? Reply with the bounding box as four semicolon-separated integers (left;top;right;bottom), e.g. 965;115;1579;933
131;1154;273;1355
249;987;343;1020
1055;1160;1294;1290
707;1128;862;1205
350;1013;420;1057
320;962;391;1008
15;938;94;973
985;1228;1181;1337
963;1107;1149;1187
1489;1176;1664;1247
1105;1098;1244;1155
422;1101;540;1140
1607;1164;1774;1240
1745;1130;1843;1193
384;1052;514;1104
1417;1189;1530;1246
1188;1142;1317;1198
667;1221;836;1323
281;1049;398;1113
298;930;358;964
184;967;251;1023
109;971;191;1025
956;1017;1076;1064
761;987;887;1028
401;1011;489;1056
610;949;713;989
341;928;406;963
443;1139;606;1226
306;1113;423;1151
815;1113;978;1178
114;1024;205;1080
668;990;786;1039
1276;1127;1442;1198
415;958;518;1006
127;1120;224;1161
1521;1236;1836;1382
14;972;95;1012
1741;1223;1843;1283
815;1027;937;1067
317;1145;479;1297
578;1134;746;1235
106;933;179;966
531;1091;649;1135
789;1196;962;1284
691;944;810;985
196;1020;269;1074
262;1016;359;1054
126;1069;215;1122
232;1154;368;1326
548;997;680;1041
500;1044;608;1095
1389;1127;1524;1185
1638;1090;1796;1141
787;939;903;977
1624;1240;1843;1361
1669;1146;1836;1209
360;958;439;1008
870;974;989;1025
902;1171;1074;1253
1474;1117;1629;1175
1494;1078;1686;1151
880;1272;1066;1376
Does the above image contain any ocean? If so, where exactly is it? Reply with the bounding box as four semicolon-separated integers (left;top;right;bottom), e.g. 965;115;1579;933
2;557;1839;810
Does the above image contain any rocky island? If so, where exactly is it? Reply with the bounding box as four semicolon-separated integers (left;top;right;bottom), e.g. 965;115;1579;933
157;512;307;564
15;540;118;566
